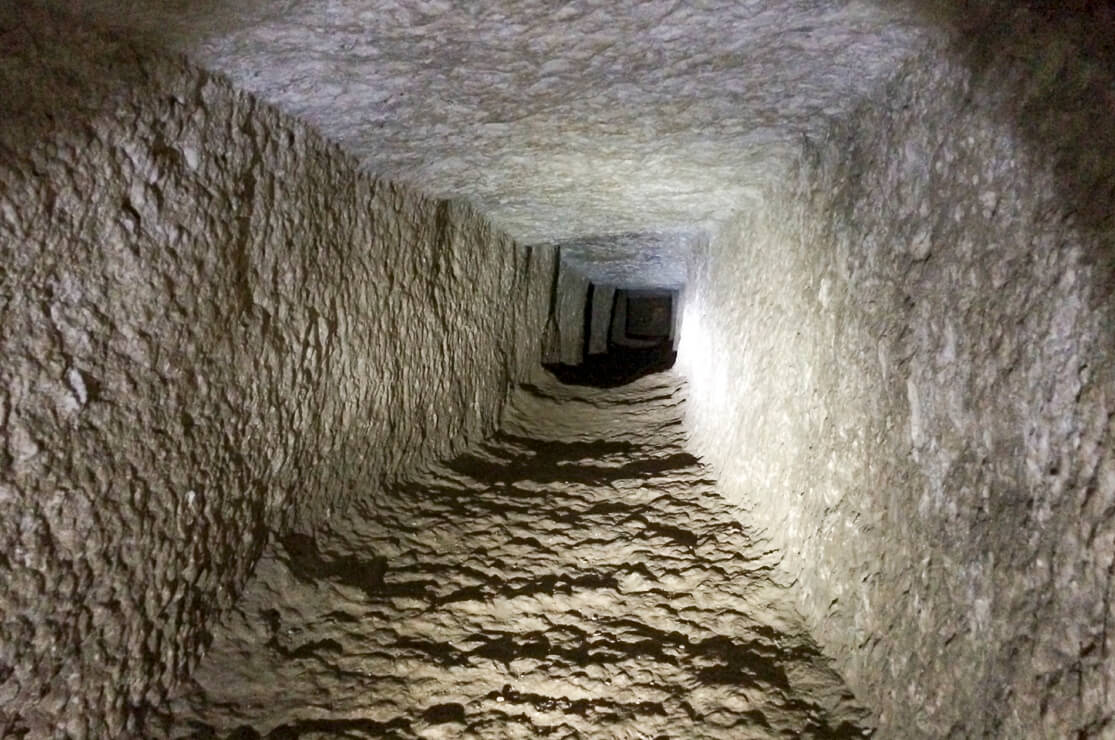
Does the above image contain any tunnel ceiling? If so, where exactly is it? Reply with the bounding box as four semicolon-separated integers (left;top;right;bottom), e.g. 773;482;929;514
559;231;697;289
54;0;929;282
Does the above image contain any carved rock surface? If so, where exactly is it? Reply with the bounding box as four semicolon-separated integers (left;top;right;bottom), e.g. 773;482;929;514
0;9;552;736
46;0;926;253
160;373;870;738
678;22;1115;739
4;1;1115;737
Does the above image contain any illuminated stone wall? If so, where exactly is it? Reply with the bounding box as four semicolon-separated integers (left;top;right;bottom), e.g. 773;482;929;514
679;23;1115;738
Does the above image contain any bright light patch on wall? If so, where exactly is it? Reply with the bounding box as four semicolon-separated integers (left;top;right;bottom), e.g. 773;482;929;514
675;293;730;445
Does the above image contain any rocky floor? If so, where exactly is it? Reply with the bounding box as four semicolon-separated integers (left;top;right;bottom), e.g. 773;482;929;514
157;372;871;738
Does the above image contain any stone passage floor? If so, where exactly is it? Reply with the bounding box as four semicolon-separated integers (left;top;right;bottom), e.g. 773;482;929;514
160;373;871;738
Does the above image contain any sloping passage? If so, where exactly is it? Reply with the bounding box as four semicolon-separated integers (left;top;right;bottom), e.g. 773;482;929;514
155;373;869;738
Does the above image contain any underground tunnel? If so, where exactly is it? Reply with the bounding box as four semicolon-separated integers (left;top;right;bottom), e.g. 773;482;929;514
1;0;1114;737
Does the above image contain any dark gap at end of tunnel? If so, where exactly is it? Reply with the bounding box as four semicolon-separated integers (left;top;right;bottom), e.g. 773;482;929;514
545;282;678;388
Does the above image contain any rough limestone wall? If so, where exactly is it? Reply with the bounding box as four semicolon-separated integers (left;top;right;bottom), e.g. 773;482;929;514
587;284;615;356
0;10;553;737
678;22;1115;740
554;260;591;366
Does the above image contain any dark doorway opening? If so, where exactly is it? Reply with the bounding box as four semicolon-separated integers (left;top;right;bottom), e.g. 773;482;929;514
625;293;673;339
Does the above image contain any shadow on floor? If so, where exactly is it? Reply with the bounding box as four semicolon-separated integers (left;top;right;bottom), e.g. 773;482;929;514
543;340;677;388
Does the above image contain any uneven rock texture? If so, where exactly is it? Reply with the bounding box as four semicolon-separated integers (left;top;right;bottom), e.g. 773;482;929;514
558;232;693;290
553;262;591;367
678;14;1115;739
159;373;870;738
41;0;926;254
0;9;552;736
587;285;616;356
6;1;1115;737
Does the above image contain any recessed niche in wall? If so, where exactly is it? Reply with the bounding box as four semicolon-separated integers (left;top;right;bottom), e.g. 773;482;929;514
624;292;673;340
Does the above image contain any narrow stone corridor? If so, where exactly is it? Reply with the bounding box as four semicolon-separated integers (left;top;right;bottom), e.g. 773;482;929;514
157;374;869;739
